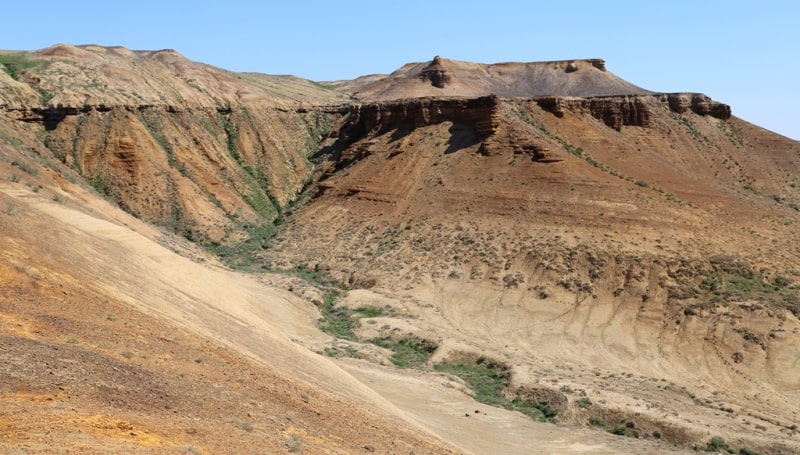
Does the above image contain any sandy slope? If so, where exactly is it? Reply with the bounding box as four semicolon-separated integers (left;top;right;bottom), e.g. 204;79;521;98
338;359;693;454
1;176;707;454
0;181;461;454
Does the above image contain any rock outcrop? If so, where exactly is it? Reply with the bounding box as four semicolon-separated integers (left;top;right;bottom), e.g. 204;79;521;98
537;93;731;130
536;95;650;130
666;93;731;120
419;55;451;88
335;96;499;144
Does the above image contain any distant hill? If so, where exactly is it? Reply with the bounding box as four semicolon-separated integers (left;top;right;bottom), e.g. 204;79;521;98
339;56;651;100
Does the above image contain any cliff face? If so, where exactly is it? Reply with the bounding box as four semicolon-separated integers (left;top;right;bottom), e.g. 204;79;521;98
535;93;731;131
326;92;731;164
336;96;499;142
666;93;732;119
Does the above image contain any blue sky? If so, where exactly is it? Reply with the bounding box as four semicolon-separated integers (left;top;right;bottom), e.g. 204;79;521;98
2;1;798;139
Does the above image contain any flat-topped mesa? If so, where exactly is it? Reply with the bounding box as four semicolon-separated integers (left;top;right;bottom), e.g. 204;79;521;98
349;56;650;101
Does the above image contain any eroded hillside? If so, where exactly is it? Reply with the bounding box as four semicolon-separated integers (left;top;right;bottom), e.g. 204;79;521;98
2;48;799;454
266;90;800;453
1;44;347;248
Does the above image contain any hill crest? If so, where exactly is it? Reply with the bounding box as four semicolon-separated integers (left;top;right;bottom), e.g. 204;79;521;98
342;55;652;101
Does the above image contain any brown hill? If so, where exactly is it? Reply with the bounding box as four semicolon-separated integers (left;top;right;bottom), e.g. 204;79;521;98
341;56;651;100
2;47;799;454
1;44;350;248
266;93;800;452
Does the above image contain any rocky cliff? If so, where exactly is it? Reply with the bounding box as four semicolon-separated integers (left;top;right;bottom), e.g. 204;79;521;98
323;92;732;168
0;47;733;247
536;93;730;131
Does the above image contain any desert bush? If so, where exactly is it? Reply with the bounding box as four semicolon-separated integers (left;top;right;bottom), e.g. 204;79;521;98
317;291;383;341
371;336;438;368
705;435;732;453
11;160;37;176
285;433;304;453
224;418;253;432
435;355;557;422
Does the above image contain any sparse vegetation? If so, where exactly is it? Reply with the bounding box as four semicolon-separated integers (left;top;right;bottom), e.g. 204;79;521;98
38;88;55;105
224;417;254;432
435;355;557;422
301;110;334;157
371;336;438;368
317;291;382;341
0;52;41;81
718;120;745;146
285;433;304;452
11;159;38;176
705;435;732;453
696;256;799;317
206;224;274;271
610;423;637;438
673;112;711;144
589;416;605;427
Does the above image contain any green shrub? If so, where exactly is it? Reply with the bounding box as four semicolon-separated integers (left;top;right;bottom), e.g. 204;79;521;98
11;160;38;176
317;293;384;341
706;435;732;453
372;336;437;368
435;356;557;422
0;52;41;81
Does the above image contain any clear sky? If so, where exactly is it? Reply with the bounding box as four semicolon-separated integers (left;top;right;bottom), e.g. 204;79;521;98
2;1;798;139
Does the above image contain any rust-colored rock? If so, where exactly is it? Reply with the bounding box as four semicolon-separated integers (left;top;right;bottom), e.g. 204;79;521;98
667;93;731;119
337;96;499;144
537;95;649;130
